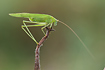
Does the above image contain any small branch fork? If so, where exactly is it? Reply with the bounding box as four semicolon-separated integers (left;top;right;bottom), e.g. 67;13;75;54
34;27;55;70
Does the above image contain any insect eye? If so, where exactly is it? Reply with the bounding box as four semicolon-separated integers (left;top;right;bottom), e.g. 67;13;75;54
54;21;57;26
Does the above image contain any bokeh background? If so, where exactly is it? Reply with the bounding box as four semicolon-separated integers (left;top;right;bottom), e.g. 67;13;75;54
1;0;105;70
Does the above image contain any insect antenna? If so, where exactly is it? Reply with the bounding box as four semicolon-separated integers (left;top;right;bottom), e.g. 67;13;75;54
58;20;95;59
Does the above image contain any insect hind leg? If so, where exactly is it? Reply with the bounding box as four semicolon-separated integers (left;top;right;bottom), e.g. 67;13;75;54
22;21;38;44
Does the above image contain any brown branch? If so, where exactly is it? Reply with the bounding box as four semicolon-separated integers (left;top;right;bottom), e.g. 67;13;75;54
34;27;55;70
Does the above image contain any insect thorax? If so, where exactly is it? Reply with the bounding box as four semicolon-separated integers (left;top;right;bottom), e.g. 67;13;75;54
29;16;56;24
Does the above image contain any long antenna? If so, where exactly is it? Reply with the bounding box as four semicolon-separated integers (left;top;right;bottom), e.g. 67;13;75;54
58;20;95;59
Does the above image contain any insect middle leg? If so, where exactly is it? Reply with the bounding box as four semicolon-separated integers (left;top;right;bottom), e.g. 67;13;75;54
22;20;46;44
41;23;51;35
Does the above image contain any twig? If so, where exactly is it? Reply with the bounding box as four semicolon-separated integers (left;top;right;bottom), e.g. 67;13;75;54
34;27;55;70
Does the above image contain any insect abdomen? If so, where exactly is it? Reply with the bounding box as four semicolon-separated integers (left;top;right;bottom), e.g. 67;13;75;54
9;13;50;18
9;13;56;23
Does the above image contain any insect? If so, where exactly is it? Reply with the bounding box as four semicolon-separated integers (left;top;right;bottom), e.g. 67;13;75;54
9;13;94;58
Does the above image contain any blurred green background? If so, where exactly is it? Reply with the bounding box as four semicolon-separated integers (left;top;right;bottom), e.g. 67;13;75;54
1;0;105;70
